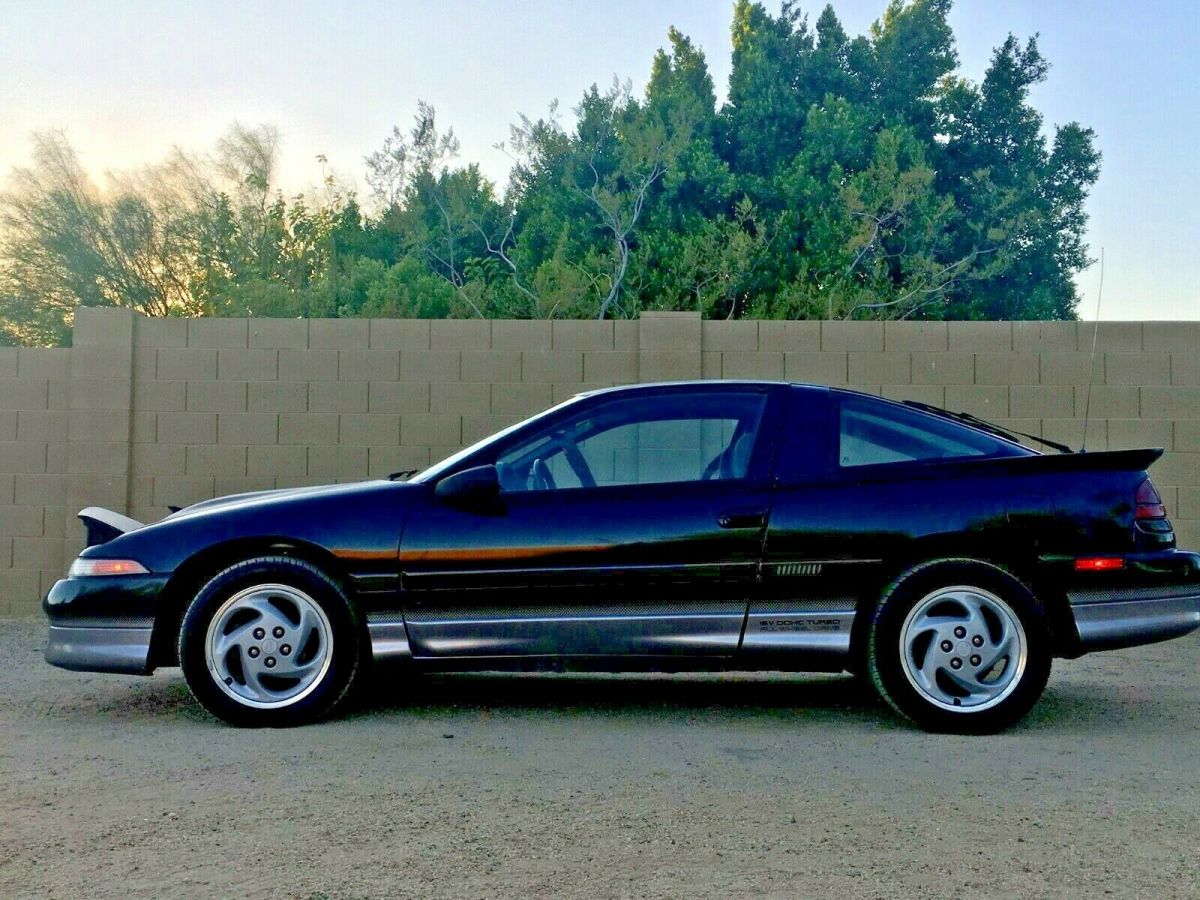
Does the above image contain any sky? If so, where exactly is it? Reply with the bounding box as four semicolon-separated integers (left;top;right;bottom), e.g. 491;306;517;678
1;0;1197;320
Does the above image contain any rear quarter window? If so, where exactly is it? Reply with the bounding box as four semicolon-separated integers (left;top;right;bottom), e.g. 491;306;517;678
838;396;1006;468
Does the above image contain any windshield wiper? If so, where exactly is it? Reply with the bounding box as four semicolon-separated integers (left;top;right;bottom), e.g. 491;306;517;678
387;469;419;481
900;400;1074;455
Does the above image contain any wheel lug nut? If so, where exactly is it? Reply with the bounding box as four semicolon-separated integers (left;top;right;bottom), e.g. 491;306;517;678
940;640;953;652
950;657;963;669
970;654;982;666
972;635;984;647
253;628;265;640
280;644;291;656
264;656;276;668
954;626;966;639
273;626;285;639
247;647;260;658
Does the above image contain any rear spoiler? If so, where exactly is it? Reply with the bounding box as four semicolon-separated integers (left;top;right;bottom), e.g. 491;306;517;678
78;507;145;548
961;448;1164;477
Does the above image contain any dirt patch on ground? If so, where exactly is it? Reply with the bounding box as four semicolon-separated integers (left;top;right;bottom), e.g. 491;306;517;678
1;619;1198;898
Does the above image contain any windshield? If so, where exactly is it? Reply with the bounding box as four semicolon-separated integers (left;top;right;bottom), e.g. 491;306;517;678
408;394;587;484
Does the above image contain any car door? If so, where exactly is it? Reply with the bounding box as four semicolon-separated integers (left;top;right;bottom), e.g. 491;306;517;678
398;384;782;659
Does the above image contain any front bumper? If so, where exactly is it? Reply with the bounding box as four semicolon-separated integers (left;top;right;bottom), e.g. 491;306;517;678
1065;550;1200;653
43;574;169;675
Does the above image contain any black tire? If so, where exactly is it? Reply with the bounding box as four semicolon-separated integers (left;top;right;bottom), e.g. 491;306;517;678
867;559;1051;734
178;556;363;727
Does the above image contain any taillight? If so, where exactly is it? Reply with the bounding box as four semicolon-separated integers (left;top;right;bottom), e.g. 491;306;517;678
1075;557;1125;572
1134;478;1166;520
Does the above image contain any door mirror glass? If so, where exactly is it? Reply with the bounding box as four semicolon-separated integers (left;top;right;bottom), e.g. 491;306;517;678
434;464;500;507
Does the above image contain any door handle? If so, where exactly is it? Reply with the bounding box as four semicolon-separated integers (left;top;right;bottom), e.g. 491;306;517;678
718;510;767;529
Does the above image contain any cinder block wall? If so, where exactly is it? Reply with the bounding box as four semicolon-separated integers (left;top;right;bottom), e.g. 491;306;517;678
1;308;1197;615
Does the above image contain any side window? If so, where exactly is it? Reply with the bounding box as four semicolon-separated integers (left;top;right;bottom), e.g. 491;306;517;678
838;397;1000;468
495;392;767;492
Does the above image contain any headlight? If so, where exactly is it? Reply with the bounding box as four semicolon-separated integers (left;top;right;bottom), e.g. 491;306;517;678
68;558;150;577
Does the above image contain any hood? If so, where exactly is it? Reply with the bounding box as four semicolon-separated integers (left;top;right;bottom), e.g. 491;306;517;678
164;479;414;522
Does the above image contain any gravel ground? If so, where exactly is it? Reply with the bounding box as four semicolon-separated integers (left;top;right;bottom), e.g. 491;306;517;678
1;618;1198;899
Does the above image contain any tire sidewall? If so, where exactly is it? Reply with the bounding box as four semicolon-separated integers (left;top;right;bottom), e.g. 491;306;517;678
179;556;361;727
868;560;1051;734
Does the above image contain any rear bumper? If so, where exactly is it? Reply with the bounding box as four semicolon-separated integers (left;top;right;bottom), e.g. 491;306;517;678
43;574;168;675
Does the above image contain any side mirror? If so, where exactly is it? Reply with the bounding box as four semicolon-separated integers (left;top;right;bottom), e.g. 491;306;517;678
434;464;500;508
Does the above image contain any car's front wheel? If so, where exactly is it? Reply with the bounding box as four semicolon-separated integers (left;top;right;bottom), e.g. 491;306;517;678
867;561;1051;734
179;556;362;726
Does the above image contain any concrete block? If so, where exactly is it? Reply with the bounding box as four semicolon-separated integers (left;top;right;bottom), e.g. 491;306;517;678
1172;353;1200;386
1177;487;1200;519
490;383;552;417
339;414;400;446
614;321;639;351
278;414;339;445
133;380;186;412
400;414;461;447
218;349;278;381
17;348;71;380
881;385;945;406
1077;322;1142;352
911;352;973;385
1176;421;1200;451
248;382;308;414
14;473;67;506
214;476;278;496
217;413;278;445
72;307;134;346
401;350;461;382
822;321;883;352
47;381;69;411
0;569;44;611
1175;519;1200;553
584;352;639;383
701;353;722;379
132;443;185;476
13;536;69;571
1143;322;1200;353
1039;352;1097;386
701;321;757;352
66;441;127;476
1040;419;1093;451
186;445;247;477
431;382;490;415
16;410;68;443
1152;452;1200;488
884;321;948;351
308;446;368;479
944;385;1009;418
638;351;700;383
248;445;307;480
156;350;217;381
152;476;215;507
187;318;248;349
0;442;47;474
249;318;309;349
68;378;132;411
1012;321;1076;353
0;379;49;410
639;312;701;351
368;382;430;414
308;381;368;414
67;408;131;444
849;352;910;385
758;321;821;352
308;319;369;350
431;319;491;350
340;350;400;382
70;345;133;379
522;352;583;383
721;352;784;379
1107;419;1172;451
279;349;339;382
0;505;45;536
1103;353;1170;385
553;320;614;351
45;442;65;474
186;382;246;413
462;414;520;444
135;317;189;348
367;446;430;478
369;319;431;350
1010;385;1074;419
552;383;611;403
461;351;522;383
1080;386;1140;419
1141;387;1200;420
947;321;1012;352
132;348;157;379
491;320;551;352
0;411;14;442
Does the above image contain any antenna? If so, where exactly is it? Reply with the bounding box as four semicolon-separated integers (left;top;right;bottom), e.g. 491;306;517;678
1080;248;1105;452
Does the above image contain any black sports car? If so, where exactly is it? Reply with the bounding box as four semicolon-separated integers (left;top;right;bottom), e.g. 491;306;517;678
44;381;1200;732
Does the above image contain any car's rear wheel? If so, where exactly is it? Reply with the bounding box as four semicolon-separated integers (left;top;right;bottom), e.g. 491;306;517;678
179;556;362;727
867;561;1051;734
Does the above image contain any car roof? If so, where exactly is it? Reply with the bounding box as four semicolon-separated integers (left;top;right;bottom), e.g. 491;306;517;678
576;379;807;398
